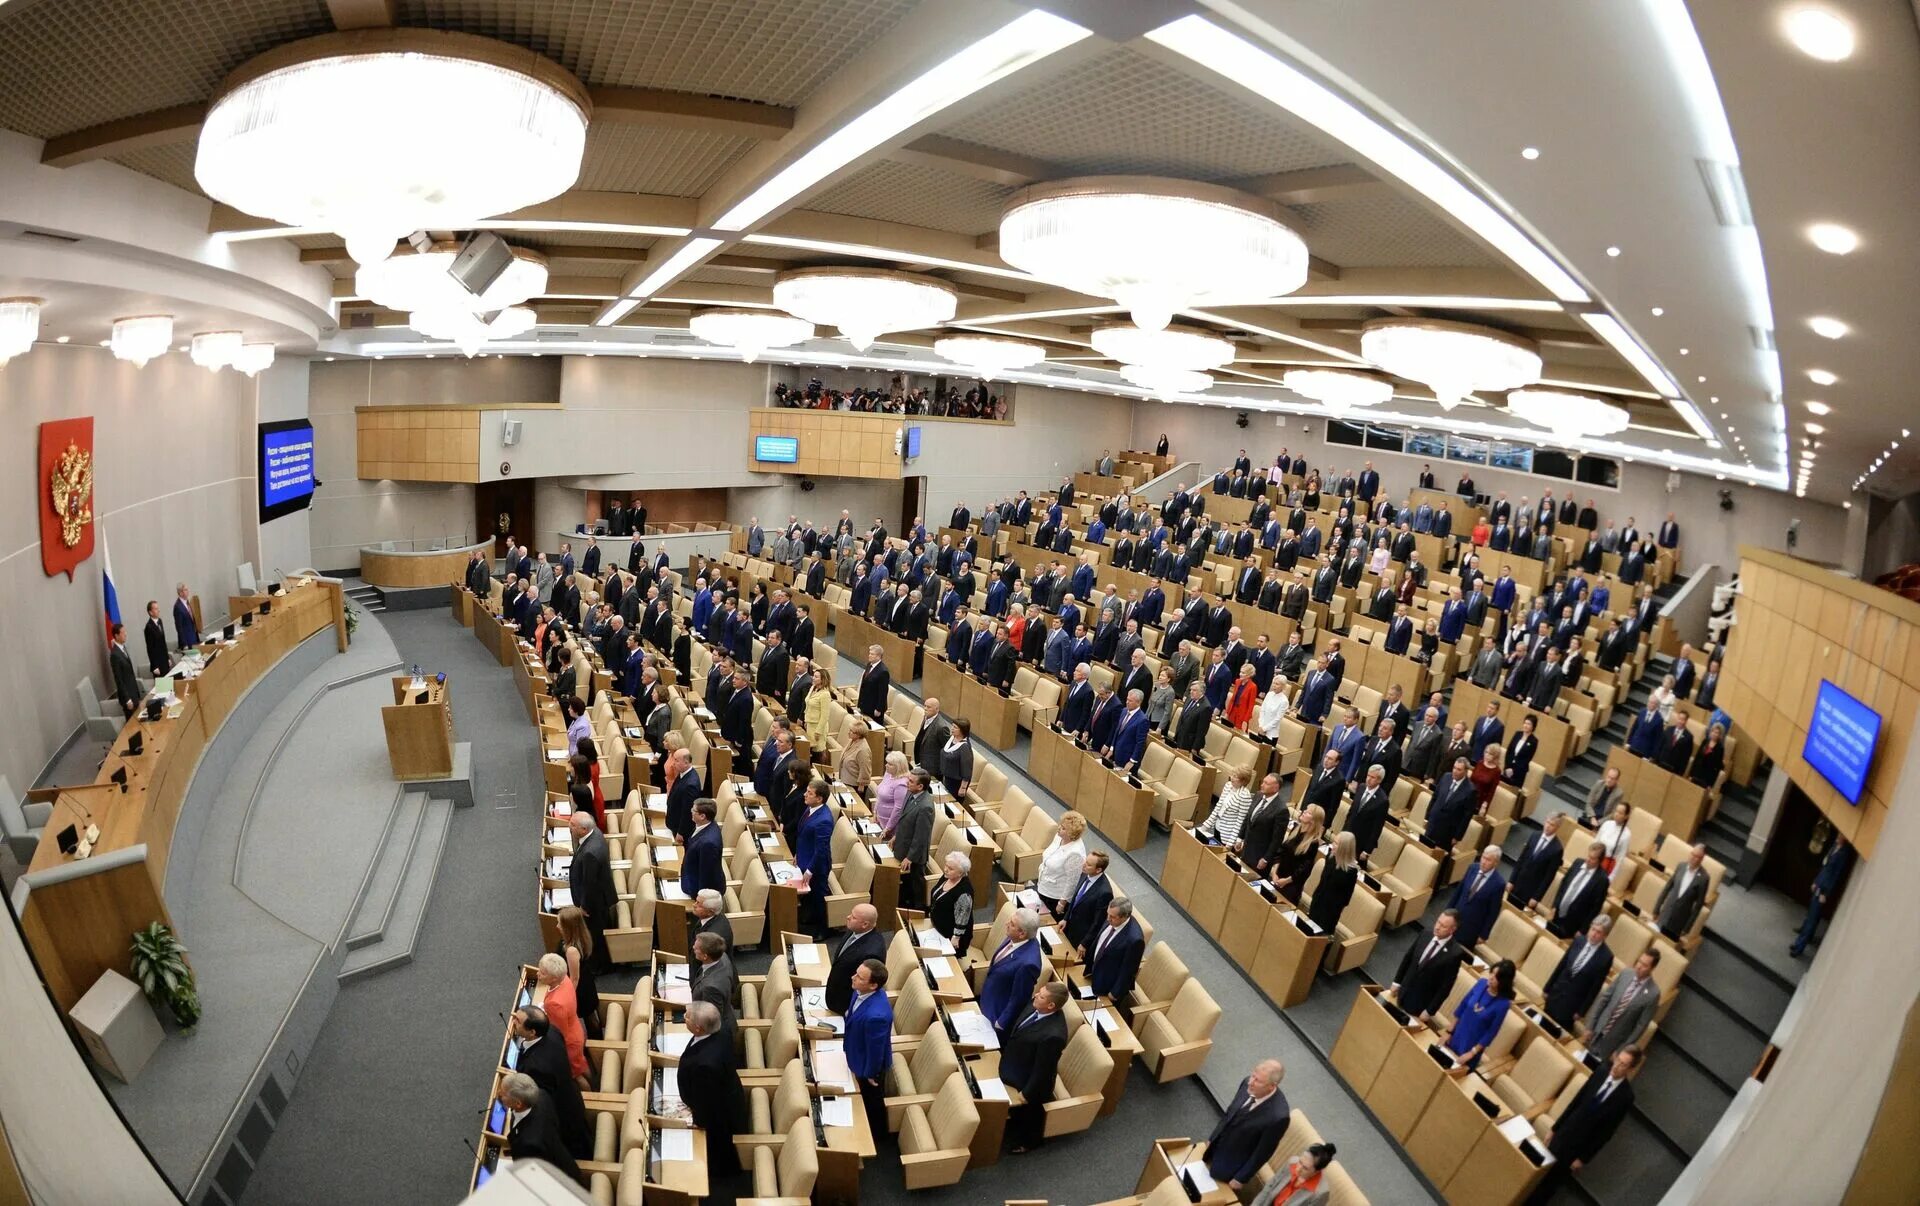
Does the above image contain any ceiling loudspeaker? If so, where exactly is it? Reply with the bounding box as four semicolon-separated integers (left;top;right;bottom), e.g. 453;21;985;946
501;418;522;446
800;479;816;492
1235;412;1250;429
450;231;514;300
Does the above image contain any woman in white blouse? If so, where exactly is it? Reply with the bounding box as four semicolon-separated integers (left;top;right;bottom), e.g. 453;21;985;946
1594;800;1636;880
1649;674;1678;722
1197;767;1254;846
1256;685;1292;741
1032;810;1089;915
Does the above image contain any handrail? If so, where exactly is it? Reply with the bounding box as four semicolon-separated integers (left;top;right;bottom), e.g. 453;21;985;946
1127;460;1203;506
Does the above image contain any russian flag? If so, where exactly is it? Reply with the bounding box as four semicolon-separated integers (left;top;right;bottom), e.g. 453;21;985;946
101;528;121;646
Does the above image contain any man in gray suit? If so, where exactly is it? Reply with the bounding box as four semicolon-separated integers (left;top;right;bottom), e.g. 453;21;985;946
891;769;936;909
689;931;738;1045
1402;707;1447;782
1653;844;1711;938
1583;949;1661;1059
1468;641;1506;689
1581;765;1626;826
980;508;1000;538
1167;640;1202;699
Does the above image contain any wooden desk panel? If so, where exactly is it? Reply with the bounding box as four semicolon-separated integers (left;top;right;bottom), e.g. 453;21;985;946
1330;986;1406;1097
1218;874;1272;967
1407;1074;1497;1188
1250;905;1331;1009
1159;822;1205;909
1366;1029;1447;1142
1188;848;1237;938
384;676;455;779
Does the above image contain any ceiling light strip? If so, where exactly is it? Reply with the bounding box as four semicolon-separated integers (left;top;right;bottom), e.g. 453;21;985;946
712;11;1090;232
741;234;1036;283
1145;15;1591;305
1581;312;1682;398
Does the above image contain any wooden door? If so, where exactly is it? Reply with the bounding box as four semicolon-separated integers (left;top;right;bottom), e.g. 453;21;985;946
476;479;536;556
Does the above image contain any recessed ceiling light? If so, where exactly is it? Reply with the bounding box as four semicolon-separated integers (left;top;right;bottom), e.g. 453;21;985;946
1805;400;1831;415
1650;307;1664;316
324;356;335;362
1805;422;1825;433
1697;375;1707;383
1679;348;1689;355
1806;222;1859;254
1522;147;1541;160
55;335;70;344
98;339;109;347
1781;6;1857;61
1808;315;1849;339
1605;246;1620;257
1807;368;1838;385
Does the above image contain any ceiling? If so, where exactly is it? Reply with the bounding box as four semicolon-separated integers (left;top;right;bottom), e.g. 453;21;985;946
0;0;1910;503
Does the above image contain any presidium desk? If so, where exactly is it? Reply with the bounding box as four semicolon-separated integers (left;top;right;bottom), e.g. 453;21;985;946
15;578;346;1012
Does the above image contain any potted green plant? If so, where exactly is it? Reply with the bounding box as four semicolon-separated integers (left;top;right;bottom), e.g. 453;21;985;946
129;921;201;1030
344;603;361;643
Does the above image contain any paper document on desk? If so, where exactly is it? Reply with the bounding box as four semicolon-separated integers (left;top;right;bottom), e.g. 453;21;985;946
768;861;798;883
974;1076;1010;1101
792;943;824;966
817;1096;854;1127
1176;1162;1218;1193
914;927;950;953
547;827;570;844
657;1068;679;1100
658;982;692;1005
1497;1115;1536;1145
921;956;956;979
660;964;690;984
1085;1007;1121;1032
545;888;573;910
410;677;427;692
812;1046;855;1091
950;1012;1000;1050
1013;888;1042;911
659;883;689;901
800;988;828;1014
656;1032;691;1055
658;1130;694;1162
544;857;573;877
870;843;893;860
545;748;568;762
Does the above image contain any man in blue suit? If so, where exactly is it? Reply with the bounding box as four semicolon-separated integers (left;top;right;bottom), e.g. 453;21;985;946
1057;665;1094;735
1449;845;1508;948
793;779;835;936
1083;897;1146;1001
1070;558;1095;603
1107;691;1151;772
1625;701;1665;759
1086;685;1121;752
1469;702;1505;763
1438;588;1470;644
172;584;200;649
944;607;973;663
680;800;725;898
979;908;1045;1031
1422;757;1479;850
844;959;896;1140
1294;655;1336;726
1328;707;1367;781
1490;570;1518;614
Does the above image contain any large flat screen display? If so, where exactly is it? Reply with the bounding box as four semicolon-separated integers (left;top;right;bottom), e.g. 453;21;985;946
1804;679;1881;804
755;435;799;463
259;419;316;522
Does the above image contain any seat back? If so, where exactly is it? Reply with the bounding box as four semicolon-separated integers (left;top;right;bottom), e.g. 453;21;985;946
1058;1021;1116;1094
776;1115;819;1196
1168;977;1222;1042
1481;909;1538;965
894;973;935;1037
766;1004;801;1068
887;929;920;990
1508;1037;1575;1106
1136;942;1188;1003
1338;888;1386;939
772;1061;810;1135
1017;807;1058;853
1607;911;1655;966
1140;742;1176;782
840;841;877;893
997;786;1036;830
927;1069;981;1151
909;1022;961;1091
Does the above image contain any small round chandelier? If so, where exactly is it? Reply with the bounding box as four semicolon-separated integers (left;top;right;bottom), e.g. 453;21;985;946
414;306;536;357
1091;323;1235;372
110;315;173;367
233;341;277;377
356;243;548;315
1000;177;1310;331
0;297;43;367
933;334;1048;378
1283;367;1394;412
1506;387;1631;440
772;268;957;351
1361;317;1541;410
689;309;815;363
196;30;591;265
1122;365;1213;397
190;330;244;371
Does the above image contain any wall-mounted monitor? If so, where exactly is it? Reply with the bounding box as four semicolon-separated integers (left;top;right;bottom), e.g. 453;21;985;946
1804;679;1881;804
754;435;799;464
258;419;316;522
904;426;922;458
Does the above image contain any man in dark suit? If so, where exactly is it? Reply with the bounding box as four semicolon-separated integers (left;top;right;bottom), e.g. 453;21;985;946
1202;1060;1291;1196
688;889;734;952
497;1072;582;1182
510;1007;591;1160
856;645;890;721
1655;712;1695;775
1390;910;1467;1021
1547;842;1611;938
755;629;790;697
689;931;739;1047
568;813;619;972
723;670;756;774
824;904;887;1015
892;770;936;909
1082;898;1146;1001
142;601;170;677
1002;982;1071;1153
1342;765;1392;859
1421;757;1478;851
1468;702;1505;763
1057;852;1115;950
1449;846;1508;949
171;584;200;650
678;1001;748;1173
1654;843;1711;939
1542;917;1615;1028
680;799;725;898
1528;1047;1644;1203
108;624;142;716
1507;814;1566;909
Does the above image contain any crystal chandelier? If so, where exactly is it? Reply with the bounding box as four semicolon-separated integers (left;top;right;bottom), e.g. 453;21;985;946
196;31;590;265
689;309;815;363
1282;368;1394;412
1361;318;1541;410
933;334;1047;378
1506;387;1631;440
1000;177;1310;330
233;341;277;377
190;330;243;371
1091;323;1234;372
1122;365;1212;397
413;306;537;357
0;297;42;367
110;315;173;367
772;268;957;351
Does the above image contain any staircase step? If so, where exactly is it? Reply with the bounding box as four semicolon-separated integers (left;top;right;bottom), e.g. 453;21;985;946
1655;991;1764;1091
344;791;426;949
1682;938;1792;1036
340;797;454;983
1632;1041;1732;1155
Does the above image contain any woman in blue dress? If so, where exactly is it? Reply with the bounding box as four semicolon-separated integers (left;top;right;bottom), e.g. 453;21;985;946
1446;959;1516;1069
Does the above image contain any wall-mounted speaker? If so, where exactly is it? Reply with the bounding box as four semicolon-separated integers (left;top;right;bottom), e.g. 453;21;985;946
501;418;522;446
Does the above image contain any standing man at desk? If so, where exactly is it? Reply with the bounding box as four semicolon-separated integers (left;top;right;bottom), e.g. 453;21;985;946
108;624;142;717
980;908;1045;1031
844;959;894;1140
509;1007;591;1161
496;1072;582;1184
172;583;199;650
1084;897;1146;1002
677;1001;746;1174
1527;1047;1643;1204
1203;1059;1291;1200
143;601;170;677
568;813;617;973
1003;982;1069;1154
680;800;724;899
793;779;835;938
824;903;886;1014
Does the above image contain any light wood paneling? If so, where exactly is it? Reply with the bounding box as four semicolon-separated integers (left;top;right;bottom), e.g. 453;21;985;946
360;540;492;588
747;409;904;481
356;406;482;482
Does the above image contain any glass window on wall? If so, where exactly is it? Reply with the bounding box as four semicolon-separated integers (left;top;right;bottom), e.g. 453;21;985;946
1406;430;1447;458
1327;418;1366;447
1488;441;1534;472
1447;434;1490;464
1576;455;1621;489
1363;424;1405;454
1532;449;1576;479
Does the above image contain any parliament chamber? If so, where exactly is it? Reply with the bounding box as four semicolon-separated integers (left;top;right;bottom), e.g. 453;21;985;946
2;3;1918;1206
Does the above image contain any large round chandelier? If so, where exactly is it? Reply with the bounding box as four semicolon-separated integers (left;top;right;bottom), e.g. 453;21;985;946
772;268;957;351
190;330;243;371
1283;367;1394;412
110;315;173;367
1000;177;1310;331
1122;365;1213;397
0;297;43;367
1361;318;1541;410
1091;323;1235;372
933;334;1048;378
196;30;590;265
355;243;548;315
1506;387;1631;440
233;341;277;377
688;309;815;363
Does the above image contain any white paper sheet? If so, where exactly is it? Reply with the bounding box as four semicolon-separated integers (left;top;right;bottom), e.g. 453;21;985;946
973;1076;1009;1102
545;887;573;909
546;748;568;762
792;943;824;966
921;956;955;979
659;883;689;901
950;1011;1000;1051
914;927;949;952
1085;1007;1120;1032
658;1130;694;1162
657;1068;679;1099
1497;1114;1536;1144
870;843;893;860
1176;1162;1218;1193
656;1032;691;1055
817;1096;854;1127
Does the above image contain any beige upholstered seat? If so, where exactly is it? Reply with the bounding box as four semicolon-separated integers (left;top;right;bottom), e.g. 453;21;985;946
1138;977;1220;1083
885;1024;960;1131
737;1062;810;1161
898;1070;979;1188
743;1115;818;1205
892;971;936;1040
1148;756;1204;828
1042;1023;1113;1137
1322;888;1387;975
1127;942;1189;1016
1476;907;1541;968
1378;843;1440;926
1491;1036;1576;1120
999;806;1059;880
1515;933;1571;1004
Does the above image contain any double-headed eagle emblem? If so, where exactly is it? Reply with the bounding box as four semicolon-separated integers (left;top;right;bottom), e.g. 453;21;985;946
50;440;93;548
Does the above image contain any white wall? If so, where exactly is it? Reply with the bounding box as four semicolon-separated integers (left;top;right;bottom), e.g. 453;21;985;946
0;344;254;794
908;386;1133;522
526;356;774;487
253;357;314;578
729;478;905;533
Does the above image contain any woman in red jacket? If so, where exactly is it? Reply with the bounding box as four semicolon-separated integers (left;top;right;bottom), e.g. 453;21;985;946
1224;662;1261;730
